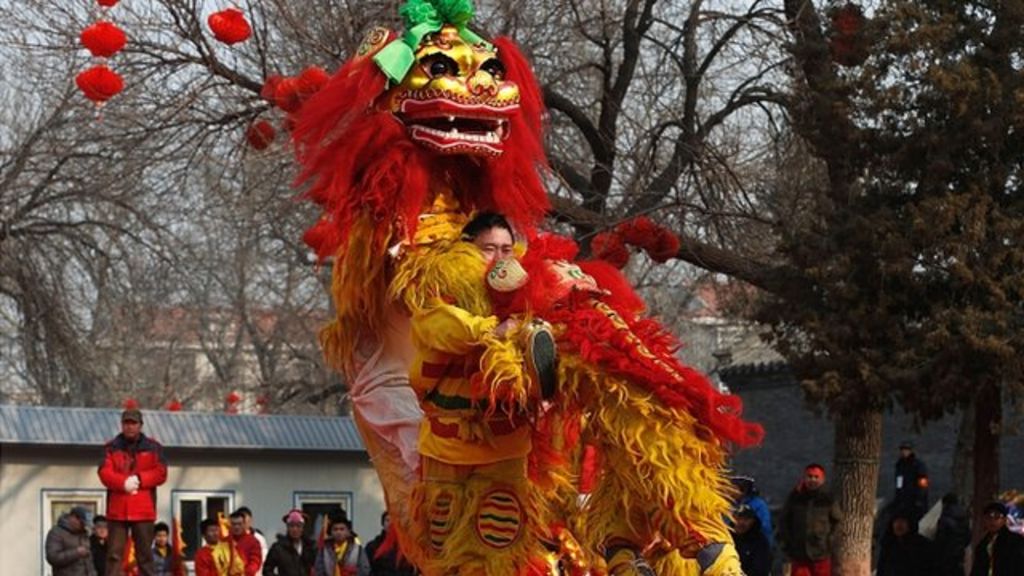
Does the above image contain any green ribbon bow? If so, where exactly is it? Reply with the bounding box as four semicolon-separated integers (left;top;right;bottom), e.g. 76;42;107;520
373;0;492;84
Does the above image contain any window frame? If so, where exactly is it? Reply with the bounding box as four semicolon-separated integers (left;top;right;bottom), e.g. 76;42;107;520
292;490;354;540
170;489;235;565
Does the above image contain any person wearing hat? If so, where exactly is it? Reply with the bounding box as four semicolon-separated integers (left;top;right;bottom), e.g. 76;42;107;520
46;506;97;576
877;508;933;576
97;408;168;576
970;501;1024;576
730;504;771;576
892;440;929;530
262;509;316;576
314;510;370;576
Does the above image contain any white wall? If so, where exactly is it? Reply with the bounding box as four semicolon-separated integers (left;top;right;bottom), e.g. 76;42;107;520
0;446;384;576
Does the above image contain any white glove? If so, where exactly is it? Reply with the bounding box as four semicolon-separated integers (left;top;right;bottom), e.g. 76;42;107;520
123;475;140;494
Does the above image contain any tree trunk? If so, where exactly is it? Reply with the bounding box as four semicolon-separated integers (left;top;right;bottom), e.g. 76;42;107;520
952;401;975;507
971;381;1001;543
832;408;882;576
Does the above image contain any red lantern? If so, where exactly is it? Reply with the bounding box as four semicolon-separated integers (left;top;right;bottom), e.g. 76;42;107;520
166;399;183;412
80;21;127;58
76;65;124;103
246;120;276;150
225;391;241;404
122;398;139;410
832;3;865;37
208;8;252;45
97;0;119;6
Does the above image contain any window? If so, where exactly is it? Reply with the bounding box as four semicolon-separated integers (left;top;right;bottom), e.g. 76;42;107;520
172;490;234;561
41;489;105;576
293;491;352;541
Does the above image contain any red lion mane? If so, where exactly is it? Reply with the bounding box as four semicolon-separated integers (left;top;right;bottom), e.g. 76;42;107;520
293;36;550;260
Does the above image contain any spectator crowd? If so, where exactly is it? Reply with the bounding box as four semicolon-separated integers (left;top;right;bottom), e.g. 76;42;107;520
45;409;1024;576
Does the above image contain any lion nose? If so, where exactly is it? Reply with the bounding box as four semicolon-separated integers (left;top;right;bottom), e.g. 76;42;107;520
468;70;498;97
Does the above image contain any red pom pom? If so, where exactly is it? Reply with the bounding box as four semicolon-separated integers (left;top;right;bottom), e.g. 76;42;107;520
617;216;658;246
80;21;127;58
273;77;302;113
647;229;681;263
225;391;241;404
122;398;139;410
97;0;119;6
76;65;124;103
166;400;183;412
591;231;630;269
296;66;330;99
260;75;283;103
246;120;276;150
208;8;252;45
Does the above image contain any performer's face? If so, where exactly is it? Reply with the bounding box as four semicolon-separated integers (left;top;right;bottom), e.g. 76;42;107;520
473;226;514;263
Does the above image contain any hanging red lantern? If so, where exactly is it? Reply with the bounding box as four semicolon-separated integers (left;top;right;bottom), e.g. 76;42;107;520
245;120;276;150
272;76;302;112
832;3;865;36
76;65;124;103
830;2;869;67
122;397;139;410
208;8;252;45
97;0;119;6
166;399;183;412
80;21;127;58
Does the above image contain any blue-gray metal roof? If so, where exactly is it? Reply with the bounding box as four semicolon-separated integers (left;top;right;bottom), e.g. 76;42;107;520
0;405;365;452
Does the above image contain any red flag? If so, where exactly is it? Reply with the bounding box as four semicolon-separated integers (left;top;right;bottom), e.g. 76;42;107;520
170;517;187;576
217;511;231;541
122;536;139;575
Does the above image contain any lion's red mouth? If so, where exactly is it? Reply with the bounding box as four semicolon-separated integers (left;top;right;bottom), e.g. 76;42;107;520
397;96;517;157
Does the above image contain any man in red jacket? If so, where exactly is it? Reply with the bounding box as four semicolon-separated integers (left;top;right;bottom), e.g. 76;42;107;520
98;408;168;576
227;510;263;575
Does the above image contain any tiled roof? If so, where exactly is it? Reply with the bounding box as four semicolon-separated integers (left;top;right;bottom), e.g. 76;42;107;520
0;405;364;452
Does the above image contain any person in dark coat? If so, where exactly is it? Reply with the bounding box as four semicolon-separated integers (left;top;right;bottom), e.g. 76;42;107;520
970;502;1024;576
892;441;929;529
732;476;774;547
730;505;771;576
933;493;971;576
779;464;842;576
90;515;109;576
46;506;97;576
877;510;932;576
365;512;416;576
262;509;316;576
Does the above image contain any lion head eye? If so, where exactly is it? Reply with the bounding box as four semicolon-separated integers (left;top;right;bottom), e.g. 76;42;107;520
480;58;506;80
422;54;459;78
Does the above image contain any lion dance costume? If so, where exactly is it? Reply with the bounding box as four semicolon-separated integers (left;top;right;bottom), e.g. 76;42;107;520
290;1;763;575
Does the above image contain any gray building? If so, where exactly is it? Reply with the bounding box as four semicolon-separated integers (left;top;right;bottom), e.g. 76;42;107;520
0;405;382;575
